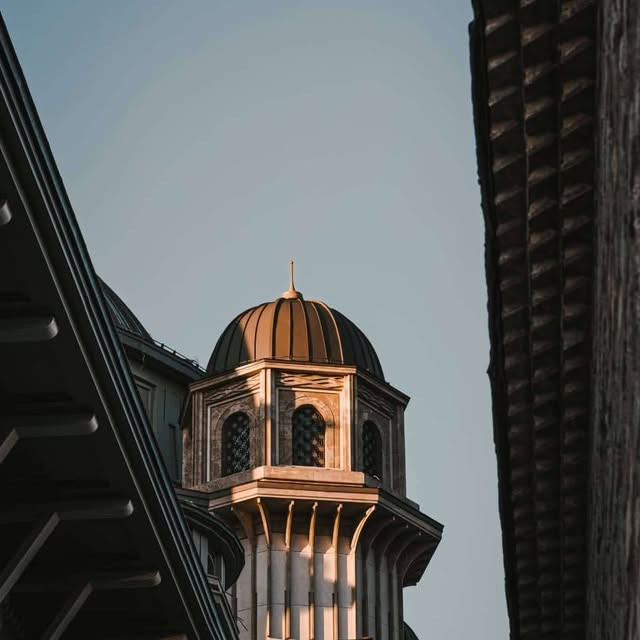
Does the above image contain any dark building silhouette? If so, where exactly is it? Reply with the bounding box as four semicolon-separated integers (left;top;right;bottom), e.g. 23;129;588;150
0;16;242;640
471;1;640;639
99;277;203;482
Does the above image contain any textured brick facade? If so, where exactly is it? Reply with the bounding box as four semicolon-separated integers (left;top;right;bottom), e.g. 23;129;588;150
470;1;597;636
472;1;640;638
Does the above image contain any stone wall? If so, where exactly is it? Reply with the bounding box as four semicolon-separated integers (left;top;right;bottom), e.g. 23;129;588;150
235;530;372;640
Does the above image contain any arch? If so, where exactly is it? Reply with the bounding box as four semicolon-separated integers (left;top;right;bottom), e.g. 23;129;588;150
292;404;326;467
279;395;338;467
221;411;251;476
362;420;383;480
208;401;259;480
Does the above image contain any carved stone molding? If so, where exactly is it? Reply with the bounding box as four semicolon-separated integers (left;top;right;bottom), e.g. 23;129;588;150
358;383;394;417
204;374;261;405
278;372;343;390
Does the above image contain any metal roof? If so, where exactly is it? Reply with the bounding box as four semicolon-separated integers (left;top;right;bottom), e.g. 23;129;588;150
207;295;385;380
98;277;152;341
98;277;204;379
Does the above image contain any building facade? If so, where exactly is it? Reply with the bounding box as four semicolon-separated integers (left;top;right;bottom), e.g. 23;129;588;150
0;14;243;639
180;275;442;640
100;279;244;634
100;277;203;483
99;265;442;639
471;1;640;639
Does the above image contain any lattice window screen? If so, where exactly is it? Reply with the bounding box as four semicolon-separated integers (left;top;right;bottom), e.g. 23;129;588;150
292;405;325;467
362;421;382;479
222;412;250;476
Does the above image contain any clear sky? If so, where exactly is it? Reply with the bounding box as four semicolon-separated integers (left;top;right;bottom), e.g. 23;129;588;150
3;2;508;637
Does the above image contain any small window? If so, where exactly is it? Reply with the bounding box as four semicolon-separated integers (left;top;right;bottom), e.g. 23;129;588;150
362;421;382;480
292;405;325;467
221;412;250;476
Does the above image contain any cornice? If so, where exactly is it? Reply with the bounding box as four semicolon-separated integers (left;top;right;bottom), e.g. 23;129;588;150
188;358;410;405
204;479;442;587
190;467;441;537
119;330;203;383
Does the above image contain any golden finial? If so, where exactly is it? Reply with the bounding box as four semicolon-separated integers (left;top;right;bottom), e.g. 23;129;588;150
281;260;302;299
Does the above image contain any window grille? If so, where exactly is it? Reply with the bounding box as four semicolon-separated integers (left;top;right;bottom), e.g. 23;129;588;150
292;405;325;467
362;421;382;479
221;412;250;476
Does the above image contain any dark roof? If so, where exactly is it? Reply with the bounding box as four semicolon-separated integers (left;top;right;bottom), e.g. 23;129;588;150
98;277;204;380
470;1;596;638
0;15;238;639
98;277;152;340
207;294;385;379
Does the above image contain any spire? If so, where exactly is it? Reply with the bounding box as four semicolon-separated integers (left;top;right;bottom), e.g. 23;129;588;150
281;260;303;299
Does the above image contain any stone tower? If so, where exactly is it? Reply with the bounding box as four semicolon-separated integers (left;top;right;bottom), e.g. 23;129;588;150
181;272;442;639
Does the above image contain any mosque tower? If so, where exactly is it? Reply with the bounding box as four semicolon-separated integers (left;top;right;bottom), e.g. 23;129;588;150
180;265;442;640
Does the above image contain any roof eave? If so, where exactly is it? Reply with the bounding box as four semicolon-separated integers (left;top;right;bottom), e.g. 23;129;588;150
0;16;232;638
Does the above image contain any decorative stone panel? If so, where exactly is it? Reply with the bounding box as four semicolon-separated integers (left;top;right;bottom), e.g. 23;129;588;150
278;372;344;391
358;381;394;417
204;373;261;404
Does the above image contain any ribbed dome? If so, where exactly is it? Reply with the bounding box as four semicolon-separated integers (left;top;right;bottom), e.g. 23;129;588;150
99;277;152;341
207;294;384;380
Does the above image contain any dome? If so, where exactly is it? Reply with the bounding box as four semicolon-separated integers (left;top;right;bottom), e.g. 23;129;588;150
207;277;384;380
99;277;152;341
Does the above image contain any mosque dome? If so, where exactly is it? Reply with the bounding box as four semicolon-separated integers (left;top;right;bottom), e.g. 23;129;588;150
207;266;384;380
99;277;152;341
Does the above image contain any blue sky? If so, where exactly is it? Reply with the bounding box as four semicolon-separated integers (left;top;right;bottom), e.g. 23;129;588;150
3;2;508;637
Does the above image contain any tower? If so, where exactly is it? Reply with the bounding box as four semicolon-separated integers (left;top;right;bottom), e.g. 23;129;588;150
180;270;442;639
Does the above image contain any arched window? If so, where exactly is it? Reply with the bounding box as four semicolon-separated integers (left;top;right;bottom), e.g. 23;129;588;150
221;412;250;476
362;421;382;480
292;404;325;467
